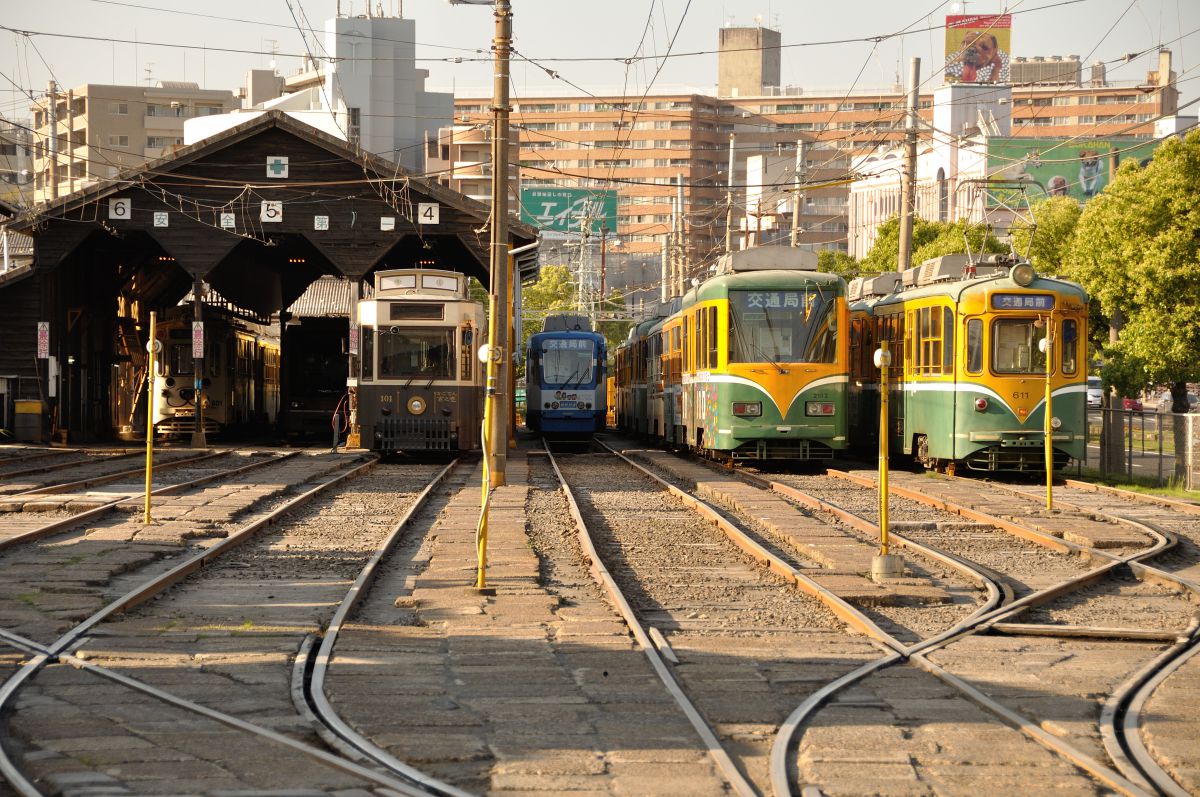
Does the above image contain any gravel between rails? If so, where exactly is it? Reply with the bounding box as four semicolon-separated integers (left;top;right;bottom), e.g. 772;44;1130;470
761;469;1094;598
3;462;441;796
555;452;883;794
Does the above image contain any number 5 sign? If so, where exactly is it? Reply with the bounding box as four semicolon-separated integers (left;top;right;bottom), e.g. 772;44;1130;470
260;201;283;223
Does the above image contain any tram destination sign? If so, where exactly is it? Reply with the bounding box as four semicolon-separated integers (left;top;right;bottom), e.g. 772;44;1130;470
520;188;616;235
992;293;1054;310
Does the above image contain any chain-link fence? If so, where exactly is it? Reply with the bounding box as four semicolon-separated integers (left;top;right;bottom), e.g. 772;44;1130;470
1077;409;1199;490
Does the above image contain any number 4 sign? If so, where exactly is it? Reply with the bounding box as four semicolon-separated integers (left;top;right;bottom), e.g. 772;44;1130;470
418;203;439;225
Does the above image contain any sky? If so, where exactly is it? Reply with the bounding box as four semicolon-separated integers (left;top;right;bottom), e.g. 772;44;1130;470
2;0;1198;119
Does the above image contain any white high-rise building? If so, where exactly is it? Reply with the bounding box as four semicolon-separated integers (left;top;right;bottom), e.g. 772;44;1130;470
186;12;452;172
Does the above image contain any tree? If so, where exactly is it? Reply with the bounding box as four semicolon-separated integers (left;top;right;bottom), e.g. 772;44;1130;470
1064;130;1200;398
1062;130;1200;478
1009;196;1082;276
817;249;859;277
859;216;1004;274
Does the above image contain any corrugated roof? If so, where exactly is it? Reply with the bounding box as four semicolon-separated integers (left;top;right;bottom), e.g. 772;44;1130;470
287;276;352;318
2;230;33;256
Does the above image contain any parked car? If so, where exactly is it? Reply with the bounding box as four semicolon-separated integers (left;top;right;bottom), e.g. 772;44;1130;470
1122;397;1143;412
1157;391;1200;412
1086;376;1102;409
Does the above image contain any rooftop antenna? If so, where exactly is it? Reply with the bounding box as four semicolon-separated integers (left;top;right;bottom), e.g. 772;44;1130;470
143;61;155;86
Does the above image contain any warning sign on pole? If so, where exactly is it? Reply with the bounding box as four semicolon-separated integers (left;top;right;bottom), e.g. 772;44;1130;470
348;325;359;356
192;322;204;359
36;322;49;359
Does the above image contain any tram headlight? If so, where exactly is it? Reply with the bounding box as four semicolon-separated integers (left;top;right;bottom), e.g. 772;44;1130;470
1010;263;1036;286
1050;416;1062;429
165;377;176;387
732;402;761;417
805;401;836;416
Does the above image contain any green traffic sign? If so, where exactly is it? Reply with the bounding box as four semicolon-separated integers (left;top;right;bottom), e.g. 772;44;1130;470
519;187;617;234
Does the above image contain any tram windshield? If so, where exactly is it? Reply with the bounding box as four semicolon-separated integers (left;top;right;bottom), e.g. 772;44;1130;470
992;318;1048;374
729;289;837;364
376;327;455;380
538;340;594;386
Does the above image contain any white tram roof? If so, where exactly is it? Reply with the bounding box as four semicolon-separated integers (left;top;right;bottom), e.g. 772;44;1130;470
372;268;467;299
901;253;1015;289
714;246;818;275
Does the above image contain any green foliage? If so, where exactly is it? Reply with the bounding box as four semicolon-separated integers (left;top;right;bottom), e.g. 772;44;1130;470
516;264;579;380
859;216;1004;274
816;249;859;277
1062;129;1200;393
596;289;633;359
1009;196;1082;275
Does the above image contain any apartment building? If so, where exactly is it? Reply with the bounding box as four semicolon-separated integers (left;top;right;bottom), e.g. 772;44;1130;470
29;82;238;203
455;42;1177;271
0;119;34;208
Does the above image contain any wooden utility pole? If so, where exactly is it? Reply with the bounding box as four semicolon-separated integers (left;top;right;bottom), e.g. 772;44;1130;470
725;133;735;253
790;139;806;247
485;0;512;487
47;82;59;201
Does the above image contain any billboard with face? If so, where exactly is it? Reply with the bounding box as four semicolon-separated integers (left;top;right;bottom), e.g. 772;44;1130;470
985;137;1162;206
945;14;1012;84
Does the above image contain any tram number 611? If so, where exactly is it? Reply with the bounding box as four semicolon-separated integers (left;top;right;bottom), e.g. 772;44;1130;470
1012;391;1031;400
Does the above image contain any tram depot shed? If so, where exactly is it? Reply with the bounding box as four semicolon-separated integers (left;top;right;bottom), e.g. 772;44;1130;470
0;110;537;443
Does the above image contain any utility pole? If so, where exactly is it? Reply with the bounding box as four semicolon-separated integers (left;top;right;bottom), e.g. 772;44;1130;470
790;139;806;248
724;133;735;254
675;173;685;297
47;82;59;201
191;276;206;448
66;89;76;194
660;238;669;304
897;57;921;272
485;0;512;488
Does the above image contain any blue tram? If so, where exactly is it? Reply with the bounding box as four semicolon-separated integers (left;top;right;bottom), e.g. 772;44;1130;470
525;314;608;435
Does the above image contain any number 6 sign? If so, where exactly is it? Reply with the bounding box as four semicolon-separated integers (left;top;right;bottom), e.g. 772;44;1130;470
109;198;130;220
260;201;283;222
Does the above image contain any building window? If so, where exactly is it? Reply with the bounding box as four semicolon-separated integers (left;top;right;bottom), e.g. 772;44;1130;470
109;102;128;115
108;135;129;147
146;136;183;148
348;107;361;143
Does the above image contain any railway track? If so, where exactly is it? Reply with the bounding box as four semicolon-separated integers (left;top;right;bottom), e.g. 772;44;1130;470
1;441;1195;795
0;451;465;795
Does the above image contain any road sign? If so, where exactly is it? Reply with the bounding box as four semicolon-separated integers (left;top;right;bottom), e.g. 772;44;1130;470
520;187;616;235
36;322;49;359
192;322;204;358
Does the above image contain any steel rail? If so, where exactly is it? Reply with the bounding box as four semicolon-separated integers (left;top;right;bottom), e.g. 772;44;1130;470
1119;629;1200;797
0;451;98;478
0;450;300;553
7;449;229;498
1061;478;1200;515
302;459;475;797
0;627;431;797
0;453;379;796
545;442;761;797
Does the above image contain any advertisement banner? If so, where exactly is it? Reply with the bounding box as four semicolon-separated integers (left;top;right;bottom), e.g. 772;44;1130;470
519;188;617;235
985;137;1162;206
944;14;1012;84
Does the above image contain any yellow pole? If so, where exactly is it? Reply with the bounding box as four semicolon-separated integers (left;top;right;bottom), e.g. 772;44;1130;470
1044;316;1055;511
878;339;890;556
144;310;156;525
476;298;500;590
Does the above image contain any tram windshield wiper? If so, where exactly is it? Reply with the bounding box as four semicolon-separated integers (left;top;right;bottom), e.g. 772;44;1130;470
733;309;785;374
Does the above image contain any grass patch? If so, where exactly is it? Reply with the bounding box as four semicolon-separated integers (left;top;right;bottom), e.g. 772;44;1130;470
1068;467;1198;501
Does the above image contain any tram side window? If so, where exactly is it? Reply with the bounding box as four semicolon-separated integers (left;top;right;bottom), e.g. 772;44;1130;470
460;328;473;381
965;319;982;374
361;328;375;381
696;310;706;370
682;318;690;373
1061;319;1078;375
942;307;954;373
707;306;718;369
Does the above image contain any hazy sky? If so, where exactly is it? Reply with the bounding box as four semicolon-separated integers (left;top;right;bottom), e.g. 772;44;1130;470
2;0;1197;117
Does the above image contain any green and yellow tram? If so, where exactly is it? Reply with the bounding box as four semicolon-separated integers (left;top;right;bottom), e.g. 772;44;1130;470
664;247;849;460
851;254;1088;472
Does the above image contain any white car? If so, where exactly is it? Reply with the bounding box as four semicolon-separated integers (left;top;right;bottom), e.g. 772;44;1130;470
1086;377;1102;409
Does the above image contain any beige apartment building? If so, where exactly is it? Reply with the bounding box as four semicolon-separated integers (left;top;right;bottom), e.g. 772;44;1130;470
454;44;1178;272
28;82;238;203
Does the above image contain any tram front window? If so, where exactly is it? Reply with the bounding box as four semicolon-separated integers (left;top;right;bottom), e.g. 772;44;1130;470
992;318;1048;374
540;341;594;386
377;327;455;379
729;289;837;364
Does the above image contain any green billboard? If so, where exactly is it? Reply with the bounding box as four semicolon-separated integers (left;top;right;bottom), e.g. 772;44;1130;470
520;187;617;235
985;137;1161;207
